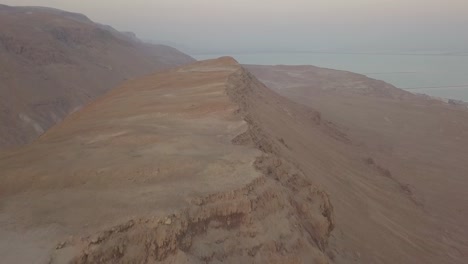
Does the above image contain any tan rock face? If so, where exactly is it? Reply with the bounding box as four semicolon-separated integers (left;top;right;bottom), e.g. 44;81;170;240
0;5;195;150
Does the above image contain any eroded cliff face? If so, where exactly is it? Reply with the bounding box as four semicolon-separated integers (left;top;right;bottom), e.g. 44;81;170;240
66;175;333;264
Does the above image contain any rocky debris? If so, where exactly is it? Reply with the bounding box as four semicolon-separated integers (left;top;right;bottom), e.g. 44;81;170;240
164;217;172;225
61;169;333;264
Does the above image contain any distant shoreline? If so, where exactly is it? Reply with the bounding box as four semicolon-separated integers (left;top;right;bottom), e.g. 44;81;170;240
403;85;468;90
192;51;468;57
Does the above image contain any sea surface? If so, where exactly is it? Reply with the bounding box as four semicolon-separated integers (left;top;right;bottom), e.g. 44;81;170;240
193;52;468;102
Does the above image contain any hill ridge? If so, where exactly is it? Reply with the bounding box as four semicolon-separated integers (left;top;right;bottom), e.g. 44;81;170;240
0;58;336;263
1;58;467;263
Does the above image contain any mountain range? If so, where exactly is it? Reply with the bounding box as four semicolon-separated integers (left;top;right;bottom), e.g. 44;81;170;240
0;4;194;149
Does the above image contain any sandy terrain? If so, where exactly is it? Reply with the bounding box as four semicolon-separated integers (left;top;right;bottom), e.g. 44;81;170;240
0;5;194;150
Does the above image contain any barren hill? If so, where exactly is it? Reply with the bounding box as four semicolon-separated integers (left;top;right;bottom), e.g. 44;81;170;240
0;59;467;264
0;5;194;150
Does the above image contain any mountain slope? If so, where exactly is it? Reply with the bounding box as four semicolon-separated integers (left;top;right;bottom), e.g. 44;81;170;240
0;5;195;149
247;64;468;263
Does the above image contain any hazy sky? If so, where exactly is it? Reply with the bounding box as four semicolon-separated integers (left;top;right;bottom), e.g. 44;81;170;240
2;0;468;53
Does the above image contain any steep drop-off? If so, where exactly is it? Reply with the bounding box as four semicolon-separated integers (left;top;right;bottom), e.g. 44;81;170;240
247;64;468;263
0;5;194;149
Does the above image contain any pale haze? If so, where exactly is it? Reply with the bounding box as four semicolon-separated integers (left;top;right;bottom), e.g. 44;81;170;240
2;0;468;53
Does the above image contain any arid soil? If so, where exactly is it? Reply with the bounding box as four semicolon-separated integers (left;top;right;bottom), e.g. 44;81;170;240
0;58;467;264
0;5;194;150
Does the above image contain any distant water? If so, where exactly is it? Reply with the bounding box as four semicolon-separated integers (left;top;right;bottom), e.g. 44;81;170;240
193;52;468;102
